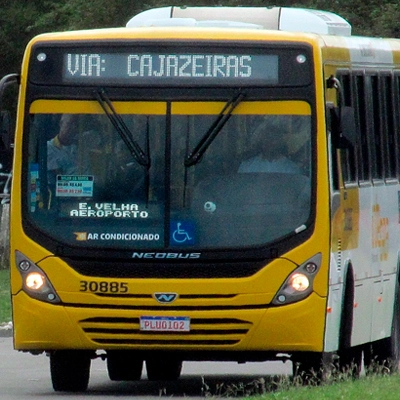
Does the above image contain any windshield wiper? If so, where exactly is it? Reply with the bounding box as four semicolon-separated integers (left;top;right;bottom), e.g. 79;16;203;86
184;91;246;167
95;89;150;167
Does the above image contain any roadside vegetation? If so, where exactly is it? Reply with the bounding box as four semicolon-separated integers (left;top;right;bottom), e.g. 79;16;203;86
263;373;400;400
2;0;400;80
200;370;400;399
0;268;11;323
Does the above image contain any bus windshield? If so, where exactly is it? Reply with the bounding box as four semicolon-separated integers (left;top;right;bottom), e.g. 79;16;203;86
26;99;312;250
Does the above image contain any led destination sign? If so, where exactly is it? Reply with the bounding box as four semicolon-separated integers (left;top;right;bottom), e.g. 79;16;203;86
63;52;279;84
30;45;312;87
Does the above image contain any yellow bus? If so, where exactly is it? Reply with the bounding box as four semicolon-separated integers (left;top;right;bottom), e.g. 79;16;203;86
1;5;400;391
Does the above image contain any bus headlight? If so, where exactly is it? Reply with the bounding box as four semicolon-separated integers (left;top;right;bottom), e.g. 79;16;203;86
288;273;309;291
25;272;45;290
272;253;321;306
15;250;61;304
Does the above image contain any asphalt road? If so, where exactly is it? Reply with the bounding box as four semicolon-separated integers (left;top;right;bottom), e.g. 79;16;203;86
0;336;292;399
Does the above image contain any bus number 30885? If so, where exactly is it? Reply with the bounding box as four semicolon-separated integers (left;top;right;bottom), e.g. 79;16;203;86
79;281;129;293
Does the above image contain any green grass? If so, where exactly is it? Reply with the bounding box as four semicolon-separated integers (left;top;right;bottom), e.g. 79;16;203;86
201;373;400;399
251;374;400;400
0;268;11;323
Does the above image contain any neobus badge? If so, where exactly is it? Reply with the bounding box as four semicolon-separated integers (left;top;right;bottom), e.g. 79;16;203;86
154;293;178;303
132;252;201;259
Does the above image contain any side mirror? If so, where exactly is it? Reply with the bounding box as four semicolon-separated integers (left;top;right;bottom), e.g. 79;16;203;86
0;110;13;152
328;105;357;149
0;74;19;170
326;76;357;150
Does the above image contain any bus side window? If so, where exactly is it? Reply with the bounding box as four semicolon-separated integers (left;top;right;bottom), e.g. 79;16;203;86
363;73;397;182
352;73;370;182
369;75;384;180
336;70;369;184
380;73;397;180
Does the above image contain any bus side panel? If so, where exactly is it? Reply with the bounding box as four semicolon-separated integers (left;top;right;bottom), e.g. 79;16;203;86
324;49;400;351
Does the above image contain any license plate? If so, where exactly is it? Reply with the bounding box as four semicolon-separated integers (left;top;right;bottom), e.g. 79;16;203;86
140;316;190;332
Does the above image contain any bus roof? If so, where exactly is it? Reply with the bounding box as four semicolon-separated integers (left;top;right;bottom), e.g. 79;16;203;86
126;6;352;37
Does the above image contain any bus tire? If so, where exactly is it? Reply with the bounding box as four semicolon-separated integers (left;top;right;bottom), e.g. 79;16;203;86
50;350;91;392
365;277;400;373
336;265;362;377
292;352;332;384
146;358;183;381
337;345;362;378
107;351;143;381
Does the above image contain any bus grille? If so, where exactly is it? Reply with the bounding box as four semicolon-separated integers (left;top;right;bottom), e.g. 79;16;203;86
64;258;269;278
79;317;252;346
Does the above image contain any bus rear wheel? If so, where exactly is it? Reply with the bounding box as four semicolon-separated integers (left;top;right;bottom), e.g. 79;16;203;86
50;350;91;392
146;358;183;381
107;351;143;381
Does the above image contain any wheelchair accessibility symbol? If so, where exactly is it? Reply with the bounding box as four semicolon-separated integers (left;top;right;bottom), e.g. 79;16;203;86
170;221;195;245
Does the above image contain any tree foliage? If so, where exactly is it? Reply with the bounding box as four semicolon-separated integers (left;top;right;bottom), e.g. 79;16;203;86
2;0;400;77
